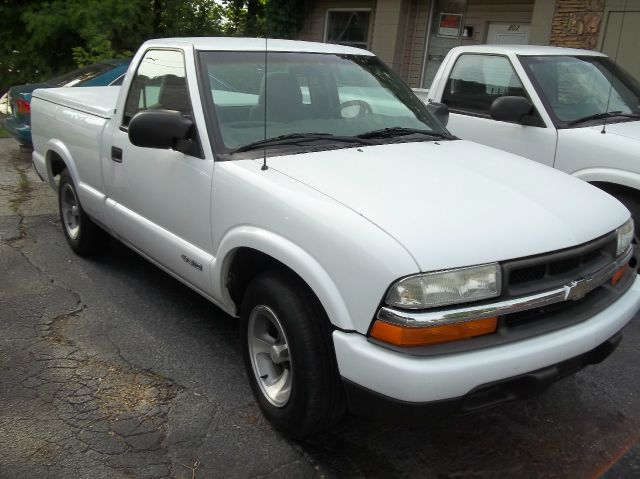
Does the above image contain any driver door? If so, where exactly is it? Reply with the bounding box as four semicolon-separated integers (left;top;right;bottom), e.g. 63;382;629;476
102;48;214;294
441;53;557;167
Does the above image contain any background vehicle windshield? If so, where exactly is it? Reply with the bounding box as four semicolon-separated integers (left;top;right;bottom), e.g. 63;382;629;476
199;51;447;152
521;55;640;123
46;62;122;87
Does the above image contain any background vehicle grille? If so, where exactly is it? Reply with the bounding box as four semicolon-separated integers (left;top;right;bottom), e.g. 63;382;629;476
502;232;618;298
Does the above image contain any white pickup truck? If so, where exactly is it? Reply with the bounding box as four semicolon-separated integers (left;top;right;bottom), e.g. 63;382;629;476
31;38;640;437
415;45;640;227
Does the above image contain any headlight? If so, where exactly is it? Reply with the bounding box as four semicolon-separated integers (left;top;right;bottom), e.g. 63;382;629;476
616;218;634;256
385;263;501;310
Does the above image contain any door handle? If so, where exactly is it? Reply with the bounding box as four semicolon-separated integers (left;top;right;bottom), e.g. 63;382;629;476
111;146;123;163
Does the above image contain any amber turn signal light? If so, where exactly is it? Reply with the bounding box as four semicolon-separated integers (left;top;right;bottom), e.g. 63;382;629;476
369;317;498;347
611;265;628;286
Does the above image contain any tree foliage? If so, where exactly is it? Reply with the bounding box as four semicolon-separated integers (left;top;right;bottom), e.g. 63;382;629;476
264;0;307;39
0;0;308;93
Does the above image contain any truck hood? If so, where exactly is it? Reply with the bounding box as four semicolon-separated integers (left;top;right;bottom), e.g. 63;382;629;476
591;119;640;141
267;140;629;272
556;121;640;177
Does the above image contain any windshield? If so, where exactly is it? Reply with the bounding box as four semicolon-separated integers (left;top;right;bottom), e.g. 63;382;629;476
198;51;449;155
520;55;640;125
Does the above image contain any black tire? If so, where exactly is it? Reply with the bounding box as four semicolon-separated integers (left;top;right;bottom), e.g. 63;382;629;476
240;270;346;438
58;169;108;256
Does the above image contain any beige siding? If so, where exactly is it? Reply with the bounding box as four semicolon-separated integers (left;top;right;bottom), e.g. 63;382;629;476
398;0;432;86
370;0;408;68
530;0;557;44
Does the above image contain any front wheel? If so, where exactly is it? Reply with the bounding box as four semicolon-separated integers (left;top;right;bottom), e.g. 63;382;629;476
240;271;346;437
58;169;108;256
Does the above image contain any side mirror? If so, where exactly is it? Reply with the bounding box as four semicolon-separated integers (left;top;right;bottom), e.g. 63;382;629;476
490;96;534;124
426;101;449;127
128;109;194;151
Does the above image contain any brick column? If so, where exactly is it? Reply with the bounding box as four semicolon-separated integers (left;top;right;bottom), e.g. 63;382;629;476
549;0;605;49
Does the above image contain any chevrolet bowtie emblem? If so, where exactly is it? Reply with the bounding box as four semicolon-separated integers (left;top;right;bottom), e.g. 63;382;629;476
564;278;592;301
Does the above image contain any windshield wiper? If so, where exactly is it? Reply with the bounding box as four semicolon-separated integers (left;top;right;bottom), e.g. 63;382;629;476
568;111;640;126
232;133;372;153
356;127;456;140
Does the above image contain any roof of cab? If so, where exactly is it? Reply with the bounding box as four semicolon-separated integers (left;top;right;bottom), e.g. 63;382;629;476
142;37;374;56
449;44;607;57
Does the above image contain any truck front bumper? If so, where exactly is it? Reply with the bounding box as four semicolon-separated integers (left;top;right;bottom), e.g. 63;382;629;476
333;274;640;409
342;331;621;420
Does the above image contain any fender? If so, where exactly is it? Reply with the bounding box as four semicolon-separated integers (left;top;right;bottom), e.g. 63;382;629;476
44;138;77;190
213;225;354;331
44;138;108;224
572;167;640;193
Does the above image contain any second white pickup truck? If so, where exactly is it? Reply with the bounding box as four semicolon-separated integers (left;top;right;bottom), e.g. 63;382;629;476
30;38;640;437
416;45;640;228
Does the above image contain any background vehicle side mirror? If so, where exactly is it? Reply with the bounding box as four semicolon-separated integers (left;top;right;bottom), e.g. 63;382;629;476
128;110;194;152
490;96;534;124
427;102;449;127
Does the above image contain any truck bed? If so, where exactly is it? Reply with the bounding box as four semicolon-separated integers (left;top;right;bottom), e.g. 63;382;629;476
32;86;119;119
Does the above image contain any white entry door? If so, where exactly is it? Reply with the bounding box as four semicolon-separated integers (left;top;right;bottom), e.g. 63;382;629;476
487;23;531;44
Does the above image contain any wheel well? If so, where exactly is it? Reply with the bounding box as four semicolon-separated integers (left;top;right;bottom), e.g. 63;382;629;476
590;181;639;198
47;151;67;178
226;248;312;313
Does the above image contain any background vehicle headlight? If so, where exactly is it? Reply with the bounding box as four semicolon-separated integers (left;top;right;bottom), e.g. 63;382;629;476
616;218;634;256
385;263;501;310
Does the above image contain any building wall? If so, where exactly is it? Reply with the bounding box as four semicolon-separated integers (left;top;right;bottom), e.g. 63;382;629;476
549;0;605;49
297;0;639;88
599;0;640;79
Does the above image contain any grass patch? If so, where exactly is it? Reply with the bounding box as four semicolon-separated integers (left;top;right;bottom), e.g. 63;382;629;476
0;126;10;138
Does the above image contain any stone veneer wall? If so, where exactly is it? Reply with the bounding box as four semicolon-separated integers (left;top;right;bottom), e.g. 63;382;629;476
549;0;605;49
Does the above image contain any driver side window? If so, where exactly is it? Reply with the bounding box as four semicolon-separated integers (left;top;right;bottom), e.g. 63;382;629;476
123;49;191;126
443;54;527;116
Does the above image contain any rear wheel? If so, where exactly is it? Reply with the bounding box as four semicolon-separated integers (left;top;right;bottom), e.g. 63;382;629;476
240;270;346;437
58;169;108;256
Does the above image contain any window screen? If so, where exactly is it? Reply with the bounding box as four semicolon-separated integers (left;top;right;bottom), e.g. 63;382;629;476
442;54;527;115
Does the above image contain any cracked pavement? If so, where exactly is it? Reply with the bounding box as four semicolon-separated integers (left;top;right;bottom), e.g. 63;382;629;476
1;137;639;478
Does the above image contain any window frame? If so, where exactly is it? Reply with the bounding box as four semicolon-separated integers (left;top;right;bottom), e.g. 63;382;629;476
120;47;193;130
442;52;542;125
323;8;372;50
